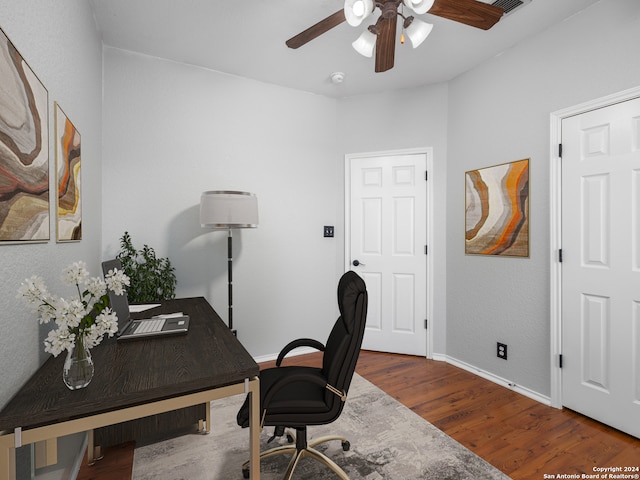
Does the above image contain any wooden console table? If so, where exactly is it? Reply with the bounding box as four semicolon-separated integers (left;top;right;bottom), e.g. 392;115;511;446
0;297;260;480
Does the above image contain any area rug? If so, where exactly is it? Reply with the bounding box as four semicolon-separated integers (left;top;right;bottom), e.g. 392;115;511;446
132;374;511;479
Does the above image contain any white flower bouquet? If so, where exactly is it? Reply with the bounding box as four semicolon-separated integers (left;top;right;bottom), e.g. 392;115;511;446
18;261;130;356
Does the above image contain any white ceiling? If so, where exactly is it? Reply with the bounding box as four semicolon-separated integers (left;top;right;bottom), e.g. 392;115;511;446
89;0;601;98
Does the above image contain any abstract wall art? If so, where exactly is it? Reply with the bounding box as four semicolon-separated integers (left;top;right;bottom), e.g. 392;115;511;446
55;102;82;242
465;159;529;257
0;27;49;243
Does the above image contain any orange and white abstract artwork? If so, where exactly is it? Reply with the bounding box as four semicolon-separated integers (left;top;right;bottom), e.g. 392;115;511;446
0;27;49;242
465;159;529;257
55;103;81;242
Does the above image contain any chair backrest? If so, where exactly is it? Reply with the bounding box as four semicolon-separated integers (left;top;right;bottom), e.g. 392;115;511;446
321;271;368;410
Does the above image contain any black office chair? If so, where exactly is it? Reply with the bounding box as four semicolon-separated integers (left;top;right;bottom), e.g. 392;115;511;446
238;270;367;480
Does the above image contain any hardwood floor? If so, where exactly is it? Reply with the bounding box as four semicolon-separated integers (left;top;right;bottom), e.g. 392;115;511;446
354;352;639;479
77;442;134;480
78;351;639;479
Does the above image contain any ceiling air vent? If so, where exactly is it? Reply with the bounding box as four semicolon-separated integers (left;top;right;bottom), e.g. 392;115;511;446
491;0;532;15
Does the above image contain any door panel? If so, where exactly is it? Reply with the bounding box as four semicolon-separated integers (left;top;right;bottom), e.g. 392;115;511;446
581;174;609;267
581;293;609;392
363;272;382;331
561;97;640;438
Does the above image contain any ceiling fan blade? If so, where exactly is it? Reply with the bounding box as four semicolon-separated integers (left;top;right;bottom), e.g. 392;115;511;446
286;9;347;49
428;0;504;30
375;17;396;73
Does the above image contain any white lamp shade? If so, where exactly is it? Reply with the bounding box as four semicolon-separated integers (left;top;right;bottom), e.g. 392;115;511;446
352;29;377;57
405;18;433;48
344;0;373;27
402;0;435;15
200;191;259;228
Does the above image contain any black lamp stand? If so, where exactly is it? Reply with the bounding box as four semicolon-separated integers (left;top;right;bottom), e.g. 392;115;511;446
226;228;236;336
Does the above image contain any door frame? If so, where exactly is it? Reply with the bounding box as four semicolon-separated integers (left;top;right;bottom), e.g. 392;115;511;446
344;147;434;358
549;85;640;408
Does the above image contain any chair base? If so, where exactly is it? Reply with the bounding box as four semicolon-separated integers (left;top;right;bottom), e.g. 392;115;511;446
242;431;351;480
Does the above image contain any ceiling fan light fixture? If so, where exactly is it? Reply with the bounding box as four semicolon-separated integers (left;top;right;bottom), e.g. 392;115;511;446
402;0;435;15
344;0;374;27
404;17;433;48
352;26;377;57
286;0;504;73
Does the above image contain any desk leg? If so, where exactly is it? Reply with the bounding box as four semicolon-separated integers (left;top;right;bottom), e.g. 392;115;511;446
0;445;16;480
248;377;260;480
206;401;211;434
86;430;103;466
197;402;211;434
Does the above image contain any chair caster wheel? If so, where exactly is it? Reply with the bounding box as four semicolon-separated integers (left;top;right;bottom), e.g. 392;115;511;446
342;440;350;451
287;434;294;443
242;467;250;479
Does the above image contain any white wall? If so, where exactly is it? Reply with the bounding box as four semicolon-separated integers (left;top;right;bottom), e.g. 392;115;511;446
101;48;342;357
336;83;449;355
446;0;640;397
0;1;103;477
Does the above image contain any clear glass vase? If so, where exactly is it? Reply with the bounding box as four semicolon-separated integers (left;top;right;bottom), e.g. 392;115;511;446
63;335;94;390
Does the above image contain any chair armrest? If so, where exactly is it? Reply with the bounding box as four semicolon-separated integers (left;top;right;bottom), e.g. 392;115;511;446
276;338;325;367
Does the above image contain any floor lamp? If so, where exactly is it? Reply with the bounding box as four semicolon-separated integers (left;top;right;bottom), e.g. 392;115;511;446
200;191;259;334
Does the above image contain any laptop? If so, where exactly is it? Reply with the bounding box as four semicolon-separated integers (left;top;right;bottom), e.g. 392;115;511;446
101;259;190;341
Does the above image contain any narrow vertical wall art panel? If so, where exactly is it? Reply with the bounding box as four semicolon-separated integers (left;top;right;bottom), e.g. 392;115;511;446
465;159;529;257
54;103;81;241
0;28;49;242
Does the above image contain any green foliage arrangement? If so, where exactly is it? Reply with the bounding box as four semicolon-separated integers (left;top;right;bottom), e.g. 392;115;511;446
116;231;177;303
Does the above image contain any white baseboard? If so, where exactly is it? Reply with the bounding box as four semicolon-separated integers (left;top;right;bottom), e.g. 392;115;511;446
444;355;551;406
432;353;448;363
255;350;551;407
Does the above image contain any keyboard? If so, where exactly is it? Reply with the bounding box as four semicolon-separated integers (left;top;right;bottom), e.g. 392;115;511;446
133;318;166;334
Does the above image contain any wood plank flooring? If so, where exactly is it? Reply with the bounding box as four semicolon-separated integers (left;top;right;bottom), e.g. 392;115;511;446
354;351;639;479
78;351;639;479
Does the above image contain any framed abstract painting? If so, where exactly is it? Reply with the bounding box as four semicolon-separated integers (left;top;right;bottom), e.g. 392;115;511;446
465;159;529;257
55;102;82;242
0;27;49;243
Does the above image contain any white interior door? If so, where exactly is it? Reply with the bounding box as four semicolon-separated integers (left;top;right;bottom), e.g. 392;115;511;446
347;152;428;356
561;96;640;438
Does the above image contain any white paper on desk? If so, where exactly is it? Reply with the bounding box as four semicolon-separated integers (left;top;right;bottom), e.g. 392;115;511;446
129;304;161;313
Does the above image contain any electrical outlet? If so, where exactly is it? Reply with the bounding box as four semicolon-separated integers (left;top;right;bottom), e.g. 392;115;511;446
324;226;334;237
497;342;508;360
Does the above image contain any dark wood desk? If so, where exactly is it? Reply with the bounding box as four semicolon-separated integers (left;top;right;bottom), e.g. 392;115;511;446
0;297;260;479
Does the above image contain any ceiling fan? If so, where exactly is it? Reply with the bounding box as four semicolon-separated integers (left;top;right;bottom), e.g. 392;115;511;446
286;0;505;73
